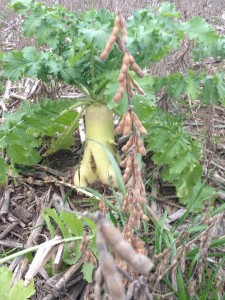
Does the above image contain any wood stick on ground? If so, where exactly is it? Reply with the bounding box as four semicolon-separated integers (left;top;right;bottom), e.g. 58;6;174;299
3;80;11;102
42;257;85;300
12;187;53;282
0;221;18;239
9;92;27;101
0;187;12;218
24;237;62;286
0;240;24;249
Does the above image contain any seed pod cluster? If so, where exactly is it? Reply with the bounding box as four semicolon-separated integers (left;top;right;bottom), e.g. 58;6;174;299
98;217;154;276
113;55;145;103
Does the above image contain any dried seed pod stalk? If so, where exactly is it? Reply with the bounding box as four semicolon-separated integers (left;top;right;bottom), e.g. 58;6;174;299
115;108;148;235
98;217;154;276
96;230;126;300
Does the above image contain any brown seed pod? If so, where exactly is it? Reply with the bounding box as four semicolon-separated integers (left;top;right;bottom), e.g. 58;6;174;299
99;219;153;275
113;92;123;103
114;15;121;27
120;15;128;45
118;83;126;95
112;25;120;37
126;155;133;168
132;236;147;256
123;112;132;136
137;196;146;205
99;16;120;62
118;73;126;82
122;173;130;183
94;267;104;300
131;63;144;77
137;146;147;156
116;37;124;52
129;54;135;65
136;135;144;148
120;157;128;168
115;115;126;135
121;63;129;74
121;134;134;153
124;166;132;176
127;77;134;99
99;50;109;61
99;251;125;300
129;76;145;95
123;53;130;65
131;111;147;135
129;57;144;77
138;126;147;136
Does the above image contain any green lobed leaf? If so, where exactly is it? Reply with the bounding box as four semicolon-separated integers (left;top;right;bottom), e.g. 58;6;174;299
82;262;95;283
182;16;218;45
201;77;219;105
0;266;35;300
216;74;225;105
60;211;84;236
185;72;201;100
9;0;33;14
0;158;9;185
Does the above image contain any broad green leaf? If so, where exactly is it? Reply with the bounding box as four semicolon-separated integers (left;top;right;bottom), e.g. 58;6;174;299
158;2;180;17
7;280;35;300
42;212;56;237
3;51;26;80
185;74;200;100
82;263;95;283
22;13;44;37
0;266;35;300
166;73;186;98
44;110;79;156
9;0;33;14
201;77;219;105
216;74;225;105
168;149;200;175
0;266;12;296
60;211;84;236
183;16;218;45
0;158;9;185
44;208;70;238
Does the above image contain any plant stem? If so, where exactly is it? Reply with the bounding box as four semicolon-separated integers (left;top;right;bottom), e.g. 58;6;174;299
0;235;94;265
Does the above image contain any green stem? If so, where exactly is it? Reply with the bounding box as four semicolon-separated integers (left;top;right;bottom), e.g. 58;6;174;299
0;235;94;265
